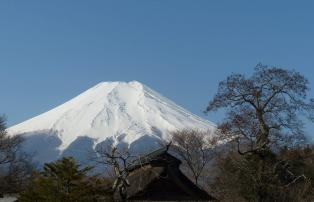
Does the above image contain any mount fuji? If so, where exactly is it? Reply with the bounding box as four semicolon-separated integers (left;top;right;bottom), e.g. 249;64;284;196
8;81;216;165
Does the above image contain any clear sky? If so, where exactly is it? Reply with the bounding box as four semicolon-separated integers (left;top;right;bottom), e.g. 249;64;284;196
1;1;314;139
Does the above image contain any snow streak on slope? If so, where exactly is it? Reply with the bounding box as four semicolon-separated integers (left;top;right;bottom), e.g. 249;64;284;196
8;81;215;164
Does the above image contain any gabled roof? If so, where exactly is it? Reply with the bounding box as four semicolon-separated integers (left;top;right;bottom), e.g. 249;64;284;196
128;145;181;171
120;146;217;201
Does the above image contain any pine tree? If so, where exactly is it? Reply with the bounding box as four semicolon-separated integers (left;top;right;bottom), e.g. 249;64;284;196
19;157;113;202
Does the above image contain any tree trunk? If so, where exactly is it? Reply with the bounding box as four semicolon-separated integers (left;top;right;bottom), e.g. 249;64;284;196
119;187;127;202
256;110;269;149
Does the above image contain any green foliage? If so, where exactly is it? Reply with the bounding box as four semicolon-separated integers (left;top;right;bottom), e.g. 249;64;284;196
19;157;113;202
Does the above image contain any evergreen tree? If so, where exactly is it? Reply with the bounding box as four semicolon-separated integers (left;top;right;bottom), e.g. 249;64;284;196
19;157;113;202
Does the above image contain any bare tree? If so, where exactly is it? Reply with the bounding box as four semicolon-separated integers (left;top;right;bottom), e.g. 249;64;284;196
171;129;217;185
0;115;27;195
0;116;23;165
206;64;314;201
206;64;314;154
95;145;135;202
2;152;34;194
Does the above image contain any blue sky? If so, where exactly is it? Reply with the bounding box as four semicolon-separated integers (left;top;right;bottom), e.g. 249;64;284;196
1;1;314;139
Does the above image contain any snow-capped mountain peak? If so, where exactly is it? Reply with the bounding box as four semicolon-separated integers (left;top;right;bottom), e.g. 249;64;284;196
8;81;215;164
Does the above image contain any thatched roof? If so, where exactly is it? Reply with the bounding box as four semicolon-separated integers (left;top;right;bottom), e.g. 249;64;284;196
128;145;181;172
127;164;164;197
115;146;217;201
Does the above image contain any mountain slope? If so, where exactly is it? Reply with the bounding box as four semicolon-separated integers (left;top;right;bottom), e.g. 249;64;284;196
8;81;216;164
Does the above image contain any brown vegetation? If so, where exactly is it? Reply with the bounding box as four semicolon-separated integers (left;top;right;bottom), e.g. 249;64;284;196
171;129;217;185
0;116;32;195
206;64;314;201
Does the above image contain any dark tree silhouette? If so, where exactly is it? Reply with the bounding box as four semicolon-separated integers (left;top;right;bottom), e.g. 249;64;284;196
0;116;23;165
19;157;113;202
0;115;28;195
207;64;314;154
207;64;314;201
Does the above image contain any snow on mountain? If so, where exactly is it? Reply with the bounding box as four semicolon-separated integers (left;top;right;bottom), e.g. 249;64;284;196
8;81;216;164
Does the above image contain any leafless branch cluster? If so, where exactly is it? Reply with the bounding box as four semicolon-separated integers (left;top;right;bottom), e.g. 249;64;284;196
0;116;23;165
0;116;33;195
207;64;314;154
206;65;314;201
95;145;136;201
171;129;218;185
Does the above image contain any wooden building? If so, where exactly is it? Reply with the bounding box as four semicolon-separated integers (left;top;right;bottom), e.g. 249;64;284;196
116;146;216;201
